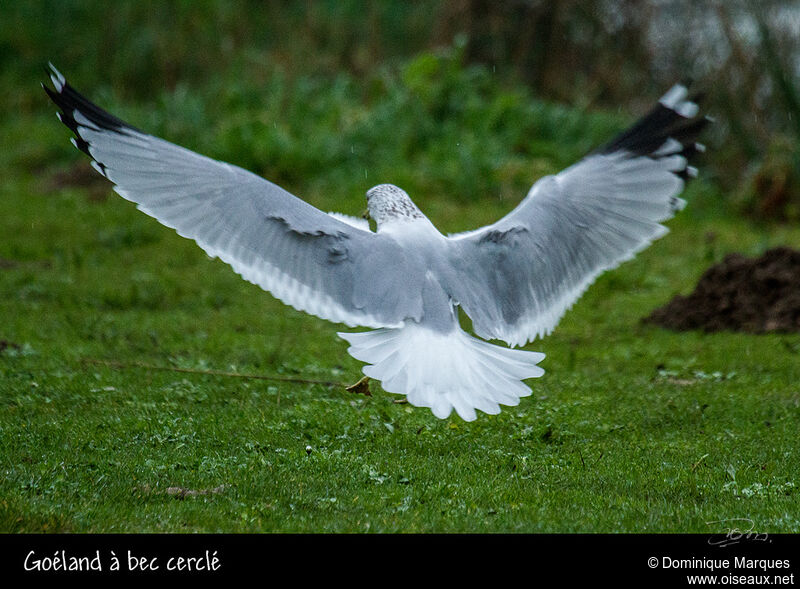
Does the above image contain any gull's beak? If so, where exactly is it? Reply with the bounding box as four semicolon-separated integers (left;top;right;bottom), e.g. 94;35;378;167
361;208;370;220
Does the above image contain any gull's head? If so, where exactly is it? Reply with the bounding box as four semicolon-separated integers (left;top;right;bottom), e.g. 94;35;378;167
365;184;424;229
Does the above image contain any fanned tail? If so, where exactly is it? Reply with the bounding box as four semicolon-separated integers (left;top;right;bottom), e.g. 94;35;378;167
338;323;545;421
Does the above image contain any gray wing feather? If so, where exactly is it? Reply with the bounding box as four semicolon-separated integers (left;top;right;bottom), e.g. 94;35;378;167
444;86;708;347
47;69;421;328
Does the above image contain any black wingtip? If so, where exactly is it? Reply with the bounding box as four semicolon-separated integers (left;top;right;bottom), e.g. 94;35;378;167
597;83;711;182
43;64;141;137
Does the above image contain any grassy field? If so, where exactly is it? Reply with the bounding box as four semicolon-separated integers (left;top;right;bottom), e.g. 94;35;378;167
2;9;800;533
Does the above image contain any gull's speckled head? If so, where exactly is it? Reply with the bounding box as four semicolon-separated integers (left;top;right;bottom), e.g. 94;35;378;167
366;184;424;228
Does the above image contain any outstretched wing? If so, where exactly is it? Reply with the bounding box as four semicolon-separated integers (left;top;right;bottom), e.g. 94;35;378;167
444;85;710;347
44;64;423;328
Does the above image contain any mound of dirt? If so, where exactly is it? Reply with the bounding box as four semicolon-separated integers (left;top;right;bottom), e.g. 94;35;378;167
644;247;800;333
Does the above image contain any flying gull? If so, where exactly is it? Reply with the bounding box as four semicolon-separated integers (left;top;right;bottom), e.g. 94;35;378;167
44;64;708;421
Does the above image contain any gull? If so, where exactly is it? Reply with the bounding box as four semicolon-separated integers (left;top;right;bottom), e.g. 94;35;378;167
44;64;708;421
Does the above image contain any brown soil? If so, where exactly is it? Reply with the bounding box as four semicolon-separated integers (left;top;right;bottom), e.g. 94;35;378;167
46;161;110;202
644;247;800;333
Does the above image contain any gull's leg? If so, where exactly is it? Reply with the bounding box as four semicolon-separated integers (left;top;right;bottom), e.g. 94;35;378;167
345;375;372;397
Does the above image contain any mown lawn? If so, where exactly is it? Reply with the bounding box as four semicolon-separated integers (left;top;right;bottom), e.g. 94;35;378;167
2;48;800;533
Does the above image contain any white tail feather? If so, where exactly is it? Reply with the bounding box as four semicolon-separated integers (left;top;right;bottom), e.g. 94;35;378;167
338;323;545;421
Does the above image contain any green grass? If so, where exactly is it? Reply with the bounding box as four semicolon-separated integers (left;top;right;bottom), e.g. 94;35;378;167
2;36;800;533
